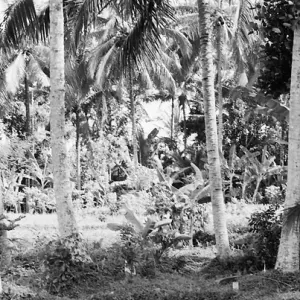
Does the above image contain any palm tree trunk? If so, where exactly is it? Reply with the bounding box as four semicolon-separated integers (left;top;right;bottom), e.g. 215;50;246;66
183;103;187;151
129;68;138;182
24;74;31;136
216;26;223;152
50;0;78;237
75;109;81;190
275;26;300;272
24;75;31;213
198;0;230;259
171;96;174;149
0;176;11;269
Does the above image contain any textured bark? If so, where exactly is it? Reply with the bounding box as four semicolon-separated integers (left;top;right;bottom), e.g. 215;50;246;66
50;0;78;237
198;0;230;258
182;101;187;151
129;68;138;179
0;183;11;269
216;26;223;152
171;96;174;149
275;26;300;272
75;109;81;190
24;75;31;136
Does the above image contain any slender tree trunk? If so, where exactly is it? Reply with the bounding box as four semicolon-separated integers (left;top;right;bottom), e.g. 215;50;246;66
24;74;31;136
252;177;261;202
24;75;31;213
198;0;230;258
171;96;174;149
50;0;78;237
0;175;11;269
275;26;300;272
129;68;138;181
216;25;223;152
183;103;187;151
75;109;81;190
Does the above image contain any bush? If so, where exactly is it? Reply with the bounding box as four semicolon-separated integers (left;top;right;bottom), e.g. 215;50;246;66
42;233;92;295
24;187;56;213
193;230;215;247
264;185;284;205
248;205;282;269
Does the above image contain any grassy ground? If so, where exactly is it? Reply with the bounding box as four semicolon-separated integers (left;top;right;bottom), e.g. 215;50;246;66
2;203;296;300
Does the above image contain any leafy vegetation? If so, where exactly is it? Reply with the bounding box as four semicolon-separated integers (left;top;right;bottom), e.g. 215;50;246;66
0;0;299;298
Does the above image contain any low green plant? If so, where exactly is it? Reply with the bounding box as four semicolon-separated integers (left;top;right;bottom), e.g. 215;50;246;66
264;185;284;205
248;204;282;269
192;230;215;247
107;204;191;276
202;253;260;278
24;187;56;213
42;233;92;295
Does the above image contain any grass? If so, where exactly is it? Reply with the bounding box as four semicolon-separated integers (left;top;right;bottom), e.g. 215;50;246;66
8;209;123;249
1;204;296;300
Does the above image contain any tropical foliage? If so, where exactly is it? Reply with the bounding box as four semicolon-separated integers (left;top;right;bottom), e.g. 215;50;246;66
0;0;299;297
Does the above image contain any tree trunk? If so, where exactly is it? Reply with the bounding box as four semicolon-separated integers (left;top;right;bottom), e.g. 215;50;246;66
182;102;187;151
216;25;223;152
129;68;138;182
50;0;78;237
171;96;174;149
75;109;81;190
0;176;11;269
197;0;230;258
24;74;31;136
252;177;261;203
25;77;32;213
275;26;300;272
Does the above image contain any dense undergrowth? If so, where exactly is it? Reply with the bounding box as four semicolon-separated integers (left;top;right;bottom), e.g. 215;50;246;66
0;203;294;300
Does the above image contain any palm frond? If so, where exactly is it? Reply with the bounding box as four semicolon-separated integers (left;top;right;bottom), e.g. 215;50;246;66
27;53;50;87
31;45;50;77
229;0;256;72
89;16;119;45
88;37;116;78
37;6;50;42
162;28;192;57
150;59;176;96
65;0;113;49
137;64;154;90
65;57;92;107
5;53;26;94
94;44;119;89
1;0;48;47
119;0;176;70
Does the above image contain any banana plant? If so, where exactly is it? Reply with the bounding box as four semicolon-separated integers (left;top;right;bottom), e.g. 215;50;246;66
240;145;287;202
156;162;211;245
107;204;190;262
26;151;53;190
219;144;241;200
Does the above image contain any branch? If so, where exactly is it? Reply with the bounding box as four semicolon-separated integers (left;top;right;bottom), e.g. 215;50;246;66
0;215;25;231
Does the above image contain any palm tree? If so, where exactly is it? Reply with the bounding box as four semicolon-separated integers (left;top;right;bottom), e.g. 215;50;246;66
3;47;50;135
197;0;230;258
175;0;260;152
275;24;300;272
49;0;78;237
86;7;178;175
65;56;95;191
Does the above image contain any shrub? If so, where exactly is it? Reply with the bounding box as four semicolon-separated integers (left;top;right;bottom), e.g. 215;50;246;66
192;230;215;247
248;204;282;269
264;185;284;205
23;187;56;213
42;233;92;295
